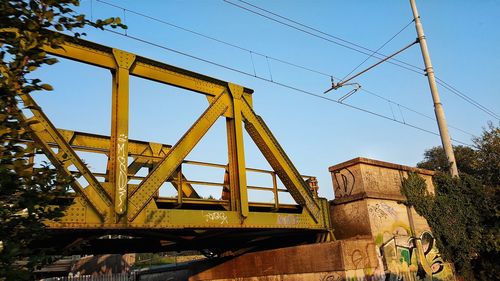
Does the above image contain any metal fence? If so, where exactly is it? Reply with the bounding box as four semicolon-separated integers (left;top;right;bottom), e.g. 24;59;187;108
39;273;134;281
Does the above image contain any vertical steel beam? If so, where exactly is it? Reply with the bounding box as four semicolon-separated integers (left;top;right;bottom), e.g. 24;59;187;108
109;49;136;217
176;167;183;205
226;119;239;211
272;173;279;210
226;83;249;218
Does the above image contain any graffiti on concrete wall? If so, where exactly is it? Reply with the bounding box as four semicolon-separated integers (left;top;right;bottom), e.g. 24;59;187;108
332;168;355;197
368;202;399;229
341;231;453;281
376;231;453;281
320;272;342;281
418;232;445;275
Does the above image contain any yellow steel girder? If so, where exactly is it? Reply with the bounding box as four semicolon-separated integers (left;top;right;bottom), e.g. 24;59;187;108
18;31;331;231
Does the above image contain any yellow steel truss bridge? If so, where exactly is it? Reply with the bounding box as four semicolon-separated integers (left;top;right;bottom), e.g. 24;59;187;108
19;33;333;254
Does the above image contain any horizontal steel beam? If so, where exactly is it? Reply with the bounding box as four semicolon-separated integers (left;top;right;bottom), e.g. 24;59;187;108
44;32;253;97
48;198;330;230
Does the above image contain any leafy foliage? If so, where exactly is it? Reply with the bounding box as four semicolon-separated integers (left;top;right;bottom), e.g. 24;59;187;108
417;122;499;186
473;122;500;187
417;145;477;176
0;0;124;279
403;124;500;280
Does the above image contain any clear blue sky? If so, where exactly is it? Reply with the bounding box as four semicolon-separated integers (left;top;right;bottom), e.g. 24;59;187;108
32;0;500;201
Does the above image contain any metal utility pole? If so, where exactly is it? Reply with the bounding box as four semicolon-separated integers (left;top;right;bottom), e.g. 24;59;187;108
409;0;459;177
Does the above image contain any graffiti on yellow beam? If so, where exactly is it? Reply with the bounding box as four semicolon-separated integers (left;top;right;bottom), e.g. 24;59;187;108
116;134;128;214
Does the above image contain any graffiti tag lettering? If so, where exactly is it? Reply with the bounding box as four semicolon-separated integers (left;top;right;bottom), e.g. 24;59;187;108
332;168;355;197
277;214;300;225
203;211;228;224
117;134;128;213
368;202;398;228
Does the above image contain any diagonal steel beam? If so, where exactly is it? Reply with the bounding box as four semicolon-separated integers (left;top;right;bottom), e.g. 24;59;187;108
17;95;111;219
240;100;321;222
128;92;230;221
128;157;199;199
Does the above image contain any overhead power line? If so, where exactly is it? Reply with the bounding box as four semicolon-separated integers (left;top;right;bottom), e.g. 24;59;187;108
93;0;476;139
328;39;419;92
223;0;424;75
341;19;415;81
224;0;500;121
96;0;497;123
361;88;475;137
103;28;472;147
96;0;334;78
94;0;476;137
435;77;500;120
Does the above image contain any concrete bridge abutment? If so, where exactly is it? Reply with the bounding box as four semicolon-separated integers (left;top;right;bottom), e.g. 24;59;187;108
136;158;457;281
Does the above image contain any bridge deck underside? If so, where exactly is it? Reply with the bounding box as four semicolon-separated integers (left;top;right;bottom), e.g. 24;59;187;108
40;228;322;255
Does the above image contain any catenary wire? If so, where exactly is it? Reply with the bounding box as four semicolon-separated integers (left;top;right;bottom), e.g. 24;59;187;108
361;88;476;137
96;0;333;78
336;39;418;87
93;0;476;137
227;0;423;71
223;0;424;74
96;0;495;125
103;28;472;147
435;77;500;120
94;0;477;137
225;0;500;121
341;19;415;82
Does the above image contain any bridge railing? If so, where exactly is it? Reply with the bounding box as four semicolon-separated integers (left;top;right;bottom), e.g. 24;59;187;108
57;153;316;211
161;159;317;210
27;129;318;212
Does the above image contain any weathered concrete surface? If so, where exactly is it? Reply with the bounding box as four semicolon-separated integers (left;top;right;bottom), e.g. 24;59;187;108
330;157;456;281
329;199;372;240
329;157;435;204
135;238;377;281
139;270;346;281
189;238;377;280
192;271;343;281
